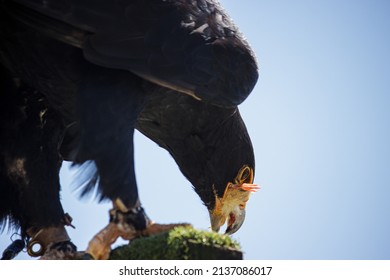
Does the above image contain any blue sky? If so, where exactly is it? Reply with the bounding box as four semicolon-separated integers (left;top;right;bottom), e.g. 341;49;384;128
1;0;390;259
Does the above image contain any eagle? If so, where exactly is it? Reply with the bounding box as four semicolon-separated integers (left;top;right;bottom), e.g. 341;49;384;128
0;0;259;259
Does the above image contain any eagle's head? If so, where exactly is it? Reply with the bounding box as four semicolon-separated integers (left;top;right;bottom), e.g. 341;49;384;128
138;91;259;235
185;108;258;235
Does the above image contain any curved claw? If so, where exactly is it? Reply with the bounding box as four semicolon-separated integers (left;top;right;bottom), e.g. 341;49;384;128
240;183;260;192
85;222;128;260
39;241;78;260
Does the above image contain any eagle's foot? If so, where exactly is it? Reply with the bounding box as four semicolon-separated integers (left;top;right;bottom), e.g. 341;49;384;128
26;225;76;259
85;202;148;260
85;200;190;260
39;240;77;260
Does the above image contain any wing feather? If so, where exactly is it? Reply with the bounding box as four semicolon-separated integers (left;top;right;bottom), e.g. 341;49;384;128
11;0;258;106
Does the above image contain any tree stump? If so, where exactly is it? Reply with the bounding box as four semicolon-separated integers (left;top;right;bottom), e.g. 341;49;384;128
109;226;243;260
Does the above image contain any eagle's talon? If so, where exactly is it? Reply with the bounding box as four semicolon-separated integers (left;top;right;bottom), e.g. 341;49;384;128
39;240;77;260
85;205;148;259
26;225;73;258
86;205;190;259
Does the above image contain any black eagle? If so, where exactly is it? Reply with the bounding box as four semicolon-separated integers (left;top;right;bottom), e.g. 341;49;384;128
0;0;259;259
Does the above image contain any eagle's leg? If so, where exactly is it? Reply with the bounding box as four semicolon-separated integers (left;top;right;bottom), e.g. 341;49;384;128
17;93;77;259
0;75;77;259
85;199;189;260
78;67;189;260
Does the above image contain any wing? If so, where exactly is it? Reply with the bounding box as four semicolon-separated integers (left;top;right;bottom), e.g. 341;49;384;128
9;0;258;107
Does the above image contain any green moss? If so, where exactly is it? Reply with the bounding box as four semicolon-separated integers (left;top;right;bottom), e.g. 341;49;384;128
109;226;242;260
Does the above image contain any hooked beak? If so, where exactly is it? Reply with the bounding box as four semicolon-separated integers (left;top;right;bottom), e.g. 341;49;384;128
209;166;259;234
210;181;259;234
226;207;246;234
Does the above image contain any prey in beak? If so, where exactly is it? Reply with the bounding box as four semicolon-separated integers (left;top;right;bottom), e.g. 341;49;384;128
210;165;260;234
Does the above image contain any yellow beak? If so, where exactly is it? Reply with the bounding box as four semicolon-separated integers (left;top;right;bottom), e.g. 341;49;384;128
209;166;259;234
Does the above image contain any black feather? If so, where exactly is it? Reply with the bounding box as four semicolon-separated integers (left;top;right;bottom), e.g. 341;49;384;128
0;0;257;238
